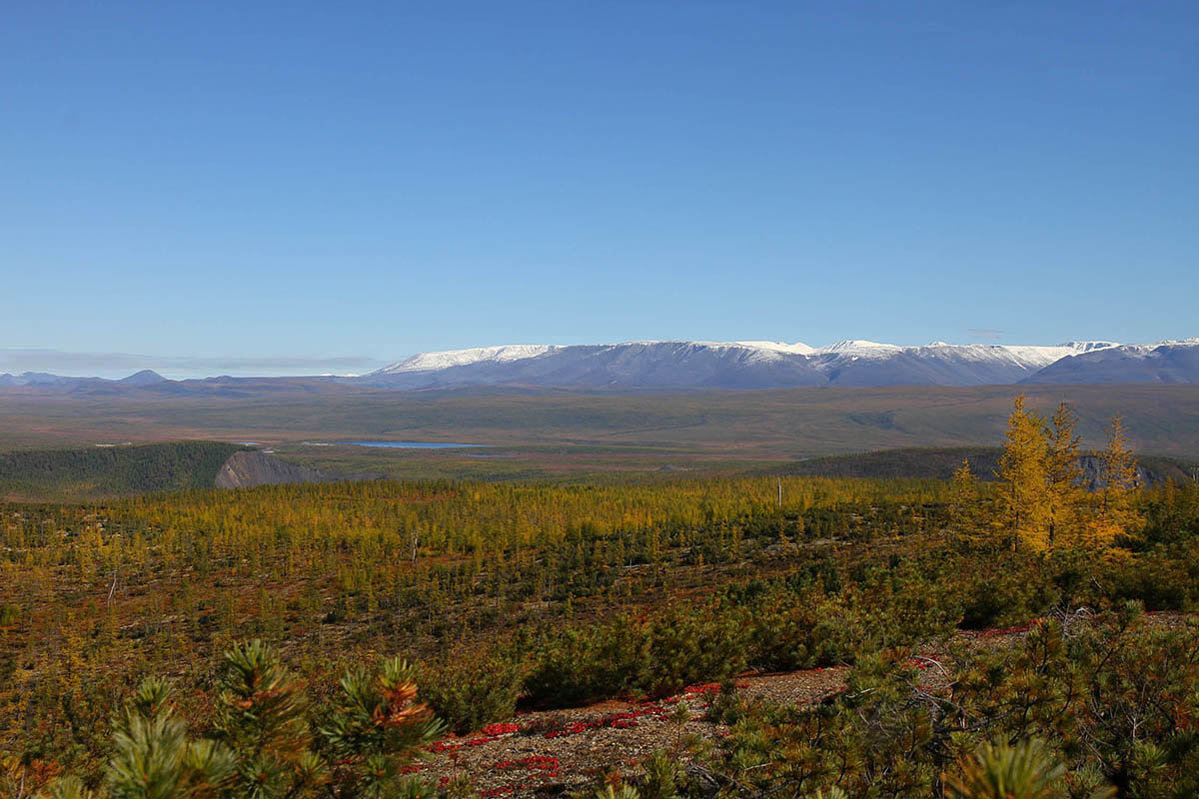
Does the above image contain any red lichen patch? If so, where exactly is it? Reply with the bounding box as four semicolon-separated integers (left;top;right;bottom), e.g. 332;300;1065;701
482;723;521;736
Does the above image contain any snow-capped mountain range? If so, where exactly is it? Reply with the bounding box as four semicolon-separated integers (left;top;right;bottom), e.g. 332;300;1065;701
4;339;1198;392
353;339;1199;390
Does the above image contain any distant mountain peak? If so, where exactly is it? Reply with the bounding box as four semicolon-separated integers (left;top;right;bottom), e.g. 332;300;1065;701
118;369;168;385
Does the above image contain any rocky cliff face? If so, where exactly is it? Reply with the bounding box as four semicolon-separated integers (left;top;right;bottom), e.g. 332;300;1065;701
214;451;330;489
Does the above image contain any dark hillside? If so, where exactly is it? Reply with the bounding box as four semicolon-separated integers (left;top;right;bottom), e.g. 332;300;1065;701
764;446;1199;486
0;441;248;500
769;447;1003;481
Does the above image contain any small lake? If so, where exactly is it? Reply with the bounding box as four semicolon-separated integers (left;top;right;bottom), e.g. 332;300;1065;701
334;441;488;449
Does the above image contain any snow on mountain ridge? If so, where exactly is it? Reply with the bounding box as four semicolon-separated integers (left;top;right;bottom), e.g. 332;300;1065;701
379;345;558;374
1136;338;1199;350
375;339;1130;376
815;340;902;358
731;340;818;356
1059;341;1122;352
689;340;818;362
803;340;1120;369
367;339;1154;388
1096;339;1199;359
379;340;822;375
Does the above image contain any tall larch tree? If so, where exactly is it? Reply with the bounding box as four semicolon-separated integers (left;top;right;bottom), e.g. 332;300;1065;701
948;458;985;547
996;395;1051;551
1045;401;1085;550
1086;414;1143;550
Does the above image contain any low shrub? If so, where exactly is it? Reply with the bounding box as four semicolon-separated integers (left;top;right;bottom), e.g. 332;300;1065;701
523;601;751;707
418;647;522;735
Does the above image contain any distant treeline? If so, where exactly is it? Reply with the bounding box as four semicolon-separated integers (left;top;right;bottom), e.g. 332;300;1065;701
0;442;247;500
769;446;1199;485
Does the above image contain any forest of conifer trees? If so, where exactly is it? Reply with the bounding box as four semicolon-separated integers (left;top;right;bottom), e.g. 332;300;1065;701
2;396;1198;798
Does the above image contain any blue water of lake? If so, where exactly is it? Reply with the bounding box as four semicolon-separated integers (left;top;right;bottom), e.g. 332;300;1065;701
335;441;487;449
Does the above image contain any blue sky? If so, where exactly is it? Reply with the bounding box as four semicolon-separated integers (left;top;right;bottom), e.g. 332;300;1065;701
2;1;1196;377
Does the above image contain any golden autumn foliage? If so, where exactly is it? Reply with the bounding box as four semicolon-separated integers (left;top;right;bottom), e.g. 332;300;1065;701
995;396;1143;554
996;396;1053;551
1084;414;1144;552
1045;402;1085;550
2;396;1190;797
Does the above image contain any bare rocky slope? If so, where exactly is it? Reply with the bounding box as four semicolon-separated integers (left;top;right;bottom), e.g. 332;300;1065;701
214;450;332;489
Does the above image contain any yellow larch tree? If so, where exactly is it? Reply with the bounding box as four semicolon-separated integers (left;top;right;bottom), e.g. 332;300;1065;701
947;458;986;547
996;395;1051;551
1045;401;1085;550
1085;414;1143;550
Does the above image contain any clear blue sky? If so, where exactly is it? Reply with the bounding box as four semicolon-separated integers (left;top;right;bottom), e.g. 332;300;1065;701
3;1;1196;377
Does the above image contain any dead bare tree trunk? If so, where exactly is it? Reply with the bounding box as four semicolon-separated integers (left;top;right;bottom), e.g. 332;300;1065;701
107;567;118;609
